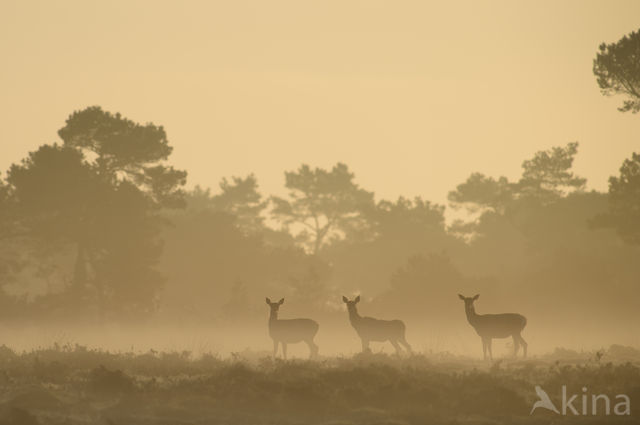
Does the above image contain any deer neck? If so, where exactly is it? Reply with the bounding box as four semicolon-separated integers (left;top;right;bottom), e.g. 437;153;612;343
269;310;279;327
348;307;362;326
465;305;480;326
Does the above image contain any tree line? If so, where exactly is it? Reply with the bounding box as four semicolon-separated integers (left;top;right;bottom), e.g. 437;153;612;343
0;29;638;325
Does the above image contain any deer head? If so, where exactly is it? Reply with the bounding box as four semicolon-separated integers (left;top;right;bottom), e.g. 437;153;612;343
342;295;360;314
458;293;479;313
266;297;285;316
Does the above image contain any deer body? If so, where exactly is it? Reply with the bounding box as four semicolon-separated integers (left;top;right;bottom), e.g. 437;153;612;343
343;296;412;354
266;298;319;359
459;294;527;360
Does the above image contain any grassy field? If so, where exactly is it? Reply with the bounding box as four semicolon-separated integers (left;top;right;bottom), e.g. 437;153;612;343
0;344;638;424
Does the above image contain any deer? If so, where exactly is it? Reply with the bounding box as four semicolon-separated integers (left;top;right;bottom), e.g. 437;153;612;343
342;295;412;355
265;297;319;360
458;294;528;360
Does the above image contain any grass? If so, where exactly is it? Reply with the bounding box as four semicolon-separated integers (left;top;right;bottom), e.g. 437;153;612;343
0;344;638;424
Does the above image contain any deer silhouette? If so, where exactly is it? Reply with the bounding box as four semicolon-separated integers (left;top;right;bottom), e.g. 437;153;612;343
266;297;319;359
343;295;412;354
458;294;528;360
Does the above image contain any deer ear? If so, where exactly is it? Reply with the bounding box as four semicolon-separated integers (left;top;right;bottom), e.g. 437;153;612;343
473;294;480;301
458;294;465;300
278;298;285;305
354;295;360;303
266;298;271;305
342;296;348;303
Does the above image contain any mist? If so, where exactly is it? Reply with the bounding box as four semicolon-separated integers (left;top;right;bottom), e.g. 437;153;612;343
1;2;640;424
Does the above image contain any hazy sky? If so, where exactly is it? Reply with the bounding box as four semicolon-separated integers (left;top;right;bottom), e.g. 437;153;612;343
1;0;639;211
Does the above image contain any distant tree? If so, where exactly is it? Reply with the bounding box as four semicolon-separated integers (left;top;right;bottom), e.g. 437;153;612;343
285;260;332;310
370;253;494;320
450;142;585;211
6;144;161;314
449;142;586;237
6;107;186;316
210;174;267;234
180;182;295;248
0;176;7;203
57;107;186;306
390;253;464;292
158;202;318;319
0;172;73;302
592;152;640;245
7;145;100;243
271;163;374;254
90;181;167;313
369;196;446;240
593;29;640;113
58;106;186;208
0;174;12;238
321;195;464;299
183;185;216;212
0;175;22;288
448;173;513;214
516;141;586;200
7;145;100;298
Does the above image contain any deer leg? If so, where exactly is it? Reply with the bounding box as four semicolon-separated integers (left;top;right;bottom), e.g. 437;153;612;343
519;335;528;358
306;339;319;359
273;340;279;358
282;343;288;360
482;339;487;360
400;337;413;354
487;339;493;361
390;340;402;355
361;339;370;353
512;334;520;357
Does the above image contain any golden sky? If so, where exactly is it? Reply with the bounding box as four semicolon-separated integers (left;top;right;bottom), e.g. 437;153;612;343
1;0;639;209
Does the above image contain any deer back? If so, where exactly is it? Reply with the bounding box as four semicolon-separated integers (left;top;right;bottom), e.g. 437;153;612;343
352;316;406;341
270;318;319;342
472;313;526;338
